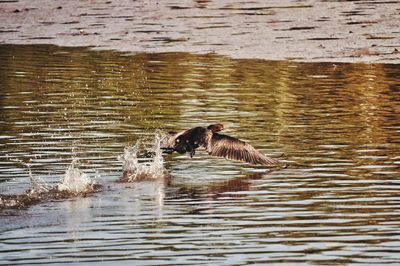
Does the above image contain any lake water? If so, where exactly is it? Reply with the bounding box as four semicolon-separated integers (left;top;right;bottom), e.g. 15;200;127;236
0;44;399;265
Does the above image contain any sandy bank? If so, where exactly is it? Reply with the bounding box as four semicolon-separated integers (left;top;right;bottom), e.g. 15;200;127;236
0;0;399;63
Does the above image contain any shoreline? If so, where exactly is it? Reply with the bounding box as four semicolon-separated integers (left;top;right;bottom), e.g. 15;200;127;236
0;0;399;64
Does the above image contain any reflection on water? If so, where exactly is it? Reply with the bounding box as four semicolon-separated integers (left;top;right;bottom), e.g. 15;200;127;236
0;44;399;264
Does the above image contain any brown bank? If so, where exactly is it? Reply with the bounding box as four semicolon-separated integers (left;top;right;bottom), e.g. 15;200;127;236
0;0;399;63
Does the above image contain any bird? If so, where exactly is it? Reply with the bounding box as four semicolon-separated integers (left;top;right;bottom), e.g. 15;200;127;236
160;123;278;166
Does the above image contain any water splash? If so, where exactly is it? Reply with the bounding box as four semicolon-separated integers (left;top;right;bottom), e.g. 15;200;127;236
26;163;50;195
0;159;100;210
118;132;167;182
57;159;95;194
119;141;141;174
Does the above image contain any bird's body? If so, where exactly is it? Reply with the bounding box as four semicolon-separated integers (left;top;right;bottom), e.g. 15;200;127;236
160;124;278;166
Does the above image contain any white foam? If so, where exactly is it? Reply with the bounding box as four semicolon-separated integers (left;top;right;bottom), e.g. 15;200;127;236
118;133;166;181
57;159;94;194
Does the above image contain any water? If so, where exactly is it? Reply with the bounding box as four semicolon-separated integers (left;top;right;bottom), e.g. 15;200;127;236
57;159;96;194
0;159;100;210
0;44;399;265
118;132;167;182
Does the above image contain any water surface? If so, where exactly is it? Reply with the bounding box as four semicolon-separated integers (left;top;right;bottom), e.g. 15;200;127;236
0;45;399;265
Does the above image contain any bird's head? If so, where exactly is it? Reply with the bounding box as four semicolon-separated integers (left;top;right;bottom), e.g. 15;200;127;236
207;123;224;133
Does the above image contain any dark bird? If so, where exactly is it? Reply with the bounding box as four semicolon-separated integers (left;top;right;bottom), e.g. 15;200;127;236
160;124;278;166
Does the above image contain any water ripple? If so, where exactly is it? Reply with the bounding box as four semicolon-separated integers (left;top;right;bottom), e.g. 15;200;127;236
0;45;399;264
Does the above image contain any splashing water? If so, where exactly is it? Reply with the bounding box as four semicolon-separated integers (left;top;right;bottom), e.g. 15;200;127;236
119;141;141;173
26;164;50;195
0;159;99;210
2;157;49;195
118;133;167;181
57;159;95;194
151;132;166;173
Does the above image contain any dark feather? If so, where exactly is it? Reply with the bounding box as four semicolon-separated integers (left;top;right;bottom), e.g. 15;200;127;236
160;124;279;166
207;133;278;166
161;127;207;154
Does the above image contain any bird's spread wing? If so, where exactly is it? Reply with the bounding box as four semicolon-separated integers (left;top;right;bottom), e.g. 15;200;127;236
206;133;278;166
